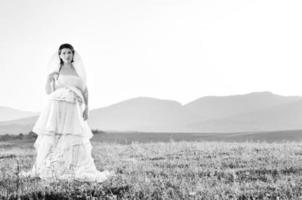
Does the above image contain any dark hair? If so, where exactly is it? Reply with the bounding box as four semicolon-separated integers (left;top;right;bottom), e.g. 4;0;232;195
58;43;75;72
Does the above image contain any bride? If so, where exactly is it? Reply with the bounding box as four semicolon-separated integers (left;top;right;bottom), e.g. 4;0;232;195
20;43;116;183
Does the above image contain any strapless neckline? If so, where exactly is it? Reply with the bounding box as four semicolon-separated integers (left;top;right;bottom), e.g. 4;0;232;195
56;74;85;91
59;74;80;78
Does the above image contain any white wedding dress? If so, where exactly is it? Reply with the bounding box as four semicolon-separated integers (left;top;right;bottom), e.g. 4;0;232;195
20;74;115;182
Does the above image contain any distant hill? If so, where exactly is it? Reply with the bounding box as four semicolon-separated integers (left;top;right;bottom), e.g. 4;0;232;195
183;91;302;120
0;106;38;121
1;91;302;136
184;99;302;132
88;97;202;132
0;115;38;135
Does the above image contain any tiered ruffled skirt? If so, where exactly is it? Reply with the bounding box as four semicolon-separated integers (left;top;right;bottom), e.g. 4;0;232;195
20;87;115;182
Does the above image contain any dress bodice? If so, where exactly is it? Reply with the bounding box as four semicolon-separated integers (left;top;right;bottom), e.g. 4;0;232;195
49;74;86;106
55;74;86;92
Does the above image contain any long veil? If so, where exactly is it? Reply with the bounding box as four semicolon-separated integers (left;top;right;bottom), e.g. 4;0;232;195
45;50;87;86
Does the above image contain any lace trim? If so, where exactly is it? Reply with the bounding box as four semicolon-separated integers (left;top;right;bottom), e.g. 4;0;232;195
33;134;86;179
49;87;83;105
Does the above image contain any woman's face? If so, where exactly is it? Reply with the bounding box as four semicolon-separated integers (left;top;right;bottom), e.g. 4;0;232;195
59;48;73;63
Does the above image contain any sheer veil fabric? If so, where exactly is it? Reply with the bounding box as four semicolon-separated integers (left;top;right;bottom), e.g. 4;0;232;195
19;49;116;183
46;50;87;85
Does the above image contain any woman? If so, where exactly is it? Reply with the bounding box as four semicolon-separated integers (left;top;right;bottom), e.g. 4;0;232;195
20;43;116;183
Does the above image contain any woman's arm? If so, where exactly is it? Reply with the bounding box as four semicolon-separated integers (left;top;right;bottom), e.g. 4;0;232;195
82;87;89;109
45;77;53;95
45;72;59;95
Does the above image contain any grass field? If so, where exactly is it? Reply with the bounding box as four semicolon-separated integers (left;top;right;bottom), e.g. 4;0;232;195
1;138;302;199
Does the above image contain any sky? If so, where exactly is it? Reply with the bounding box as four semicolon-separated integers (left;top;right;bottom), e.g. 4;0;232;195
1;0;302;112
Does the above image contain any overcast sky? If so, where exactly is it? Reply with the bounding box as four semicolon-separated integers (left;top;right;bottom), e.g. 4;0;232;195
1;0;302;112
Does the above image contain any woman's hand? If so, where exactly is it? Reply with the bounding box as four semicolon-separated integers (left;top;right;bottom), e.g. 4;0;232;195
48;72;59;82
83;106;89;121
46;72;59;94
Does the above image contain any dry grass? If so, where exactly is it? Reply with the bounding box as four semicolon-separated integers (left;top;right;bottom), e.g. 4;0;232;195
1;140;302;199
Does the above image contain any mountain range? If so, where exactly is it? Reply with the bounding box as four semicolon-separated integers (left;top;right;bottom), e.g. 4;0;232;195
1;91;302;135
